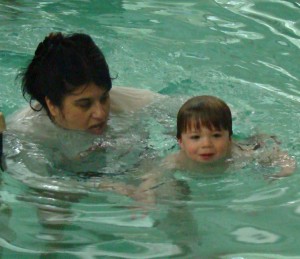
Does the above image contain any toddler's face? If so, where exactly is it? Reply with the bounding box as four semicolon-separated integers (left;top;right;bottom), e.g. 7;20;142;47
178;125;231;164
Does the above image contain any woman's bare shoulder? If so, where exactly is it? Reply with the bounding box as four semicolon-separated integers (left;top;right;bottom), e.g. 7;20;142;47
110;86;165;113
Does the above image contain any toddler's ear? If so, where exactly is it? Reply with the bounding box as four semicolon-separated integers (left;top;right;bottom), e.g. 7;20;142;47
178;138;183;148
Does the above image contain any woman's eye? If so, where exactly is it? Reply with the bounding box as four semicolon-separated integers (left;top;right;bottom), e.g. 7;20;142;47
190;135;200;140
213;133;222;138
77;101;92;109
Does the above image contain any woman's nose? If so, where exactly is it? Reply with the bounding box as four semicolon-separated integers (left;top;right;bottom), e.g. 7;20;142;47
92;102;106;120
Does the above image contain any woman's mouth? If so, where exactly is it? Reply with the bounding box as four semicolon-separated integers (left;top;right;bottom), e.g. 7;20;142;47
88;123;106;135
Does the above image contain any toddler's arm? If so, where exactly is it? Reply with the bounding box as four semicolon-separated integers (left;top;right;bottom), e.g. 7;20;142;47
271;151;296;178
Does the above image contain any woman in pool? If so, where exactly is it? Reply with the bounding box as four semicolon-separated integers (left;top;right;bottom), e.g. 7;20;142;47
8;32;162;159
5;32;164;241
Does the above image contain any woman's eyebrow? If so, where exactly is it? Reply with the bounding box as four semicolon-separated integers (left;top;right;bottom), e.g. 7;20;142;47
74;98;91;104
74;90;109;103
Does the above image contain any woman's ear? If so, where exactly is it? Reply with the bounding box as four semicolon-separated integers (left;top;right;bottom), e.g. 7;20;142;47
45;97;59;117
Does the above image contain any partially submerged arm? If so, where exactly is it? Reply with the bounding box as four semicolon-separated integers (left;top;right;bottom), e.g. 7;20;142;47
254;134;296;178
270;151;296;178
235;134;296;179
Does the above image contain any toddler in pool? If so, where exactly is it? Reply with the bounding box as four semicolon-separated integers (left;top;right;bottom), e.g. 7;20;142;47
160;95;295;176
101;95;296;203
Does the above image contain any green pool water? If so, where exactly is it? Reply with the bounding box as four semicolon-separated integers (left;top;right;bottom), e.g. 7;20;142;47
0;0;299;258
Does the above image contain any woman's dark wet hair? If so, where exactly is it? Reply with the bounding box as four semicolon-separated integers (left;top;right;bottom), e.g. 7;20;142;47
20;32;112;117
176;95;233;139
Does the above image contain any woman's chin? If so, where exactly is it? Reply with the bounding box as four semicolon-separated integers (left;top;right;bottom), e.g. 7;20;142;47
88;128;104;135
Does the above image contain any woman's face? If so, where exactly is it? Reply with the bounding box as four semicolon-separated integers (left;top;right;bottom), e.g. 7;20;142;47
46;83;110;135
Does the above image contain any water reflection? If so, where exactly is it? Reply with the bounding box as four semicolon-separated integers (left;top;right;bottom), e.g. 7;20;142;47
0;176;15;258
0;0;299;257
